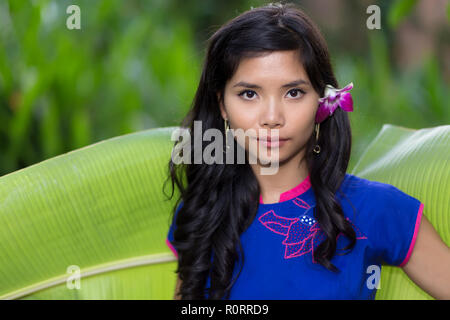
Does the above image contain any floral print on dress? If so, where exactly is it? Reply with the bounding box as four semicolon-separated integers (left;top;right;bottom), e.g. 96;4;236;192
258;197;367;262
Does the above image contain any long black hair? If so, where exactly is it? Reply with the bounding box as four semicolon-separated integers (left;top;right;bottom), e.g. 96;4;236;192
166;2;357;300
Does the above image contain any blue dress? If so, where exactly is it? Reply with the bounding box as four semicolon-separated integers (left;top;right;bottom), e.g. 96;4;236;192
166;173;424;300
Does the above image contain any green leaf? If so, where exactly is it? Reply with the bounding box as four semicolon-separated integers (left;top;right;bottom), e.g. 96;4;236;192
388;0;418;28
3;124;448;299
352;124;450;300
447;2;450;22
0;127;180;299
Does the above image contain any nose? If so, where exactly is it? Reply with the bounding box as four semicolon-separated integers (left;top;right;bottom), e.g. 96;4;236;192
259;97;285;129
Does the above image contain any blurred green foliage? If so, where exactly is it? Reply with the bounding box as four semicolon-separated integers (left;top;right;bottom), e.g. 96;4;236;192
388;0;418;28
0;0;448;176
0;0;204;175
340;31;449;171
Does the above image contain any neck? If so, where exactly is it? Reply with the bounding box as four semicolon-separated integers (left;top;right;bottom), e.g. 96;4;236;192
250;149;309;204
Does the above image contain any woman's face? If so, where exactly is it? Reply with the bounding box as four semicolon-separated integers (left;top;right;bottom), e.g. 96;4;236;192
219;50;320;166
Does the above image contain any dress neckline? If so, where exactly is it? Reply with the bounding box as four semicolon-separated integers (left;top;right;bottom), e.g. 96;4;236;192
259;174;312;204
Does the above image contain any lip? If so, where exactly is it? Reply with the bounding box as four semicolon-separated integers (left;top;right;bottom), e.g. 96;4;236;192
255;137;289;148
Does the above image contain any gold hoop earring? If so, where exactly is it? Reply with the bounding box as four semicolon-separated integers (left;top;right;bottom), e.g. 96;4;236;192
224;119;230;151
313;123;321;154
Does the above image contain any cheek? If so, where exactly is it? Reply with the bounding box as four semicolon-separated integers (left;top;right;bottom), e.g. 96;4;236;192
225;97;257;130
290;122;315;152
284;104;317;147
286;103;316;130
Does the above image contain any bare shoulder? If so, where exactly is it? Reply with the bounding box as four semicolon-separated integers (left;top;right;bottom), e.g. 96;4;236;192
401;214;450;299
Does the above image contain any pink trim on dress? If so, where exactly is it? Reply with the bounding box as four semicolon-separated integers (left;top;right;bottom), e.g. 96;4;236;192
166;238;178;259
399;202;424;267
259;174;312;204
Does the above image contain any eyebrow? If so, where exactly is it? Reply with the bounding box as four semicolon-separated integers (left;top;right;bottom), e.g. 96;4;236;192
232;79;310;89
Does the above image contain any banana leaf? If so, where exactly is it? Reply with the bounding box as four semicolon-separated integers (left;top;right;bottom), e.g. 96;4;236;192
1;124;448;300
0;127;180;299
351;124;450;300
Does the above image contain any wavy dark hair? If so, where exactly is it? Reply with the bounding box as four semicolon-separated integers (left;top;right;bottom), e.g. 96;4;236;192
166;2;358;300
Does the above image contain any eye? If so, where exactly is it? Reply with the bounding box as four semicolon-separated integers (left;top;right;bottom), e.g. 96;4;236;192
286;88;305;99
238;90;258;100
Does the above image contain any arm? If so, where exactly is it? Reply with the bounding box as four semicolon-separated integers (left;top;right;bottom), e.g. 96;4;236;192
401;214;450;299
173;276;182;300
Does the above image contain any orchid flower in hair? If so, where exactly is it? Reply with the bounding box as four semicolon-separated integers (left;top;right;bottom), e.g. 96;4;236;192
315;82;354;123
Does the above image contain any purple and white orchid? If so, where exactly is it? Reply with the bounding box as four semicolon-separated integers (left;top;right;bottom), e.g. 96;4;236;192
315;82;354;123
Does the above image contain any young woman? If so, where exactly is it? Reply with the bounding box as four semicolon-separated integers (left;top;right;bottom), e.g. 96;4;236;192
165;3;450;300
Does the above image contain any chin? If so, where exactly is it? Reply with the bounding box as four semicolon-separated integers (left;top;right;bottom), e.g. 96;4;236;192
253;150;288;166
261;146;305;166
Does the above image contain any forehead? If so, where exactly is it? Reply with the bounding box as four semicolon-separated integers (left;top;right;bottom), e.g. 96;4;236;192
229;50;309;84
